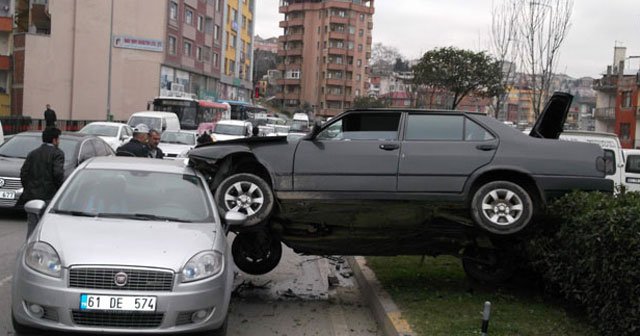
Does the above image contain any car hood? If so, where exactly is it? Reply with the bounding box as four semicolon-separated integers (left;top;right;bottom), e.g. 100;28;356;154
36;214;218;272
212;134;247;141
159;143;193;155
0;156;24;177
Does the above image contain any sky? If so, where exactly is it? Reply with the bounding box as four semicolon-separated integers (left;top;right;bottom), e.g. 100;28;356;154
254;0;640;78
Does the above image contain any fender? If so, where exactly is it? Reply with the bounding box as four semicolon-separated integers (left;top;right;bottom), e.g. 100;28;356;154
463;164;545;203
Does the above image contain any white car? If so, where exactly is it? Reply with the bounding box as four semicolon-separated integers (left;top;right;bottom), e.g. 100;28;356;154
79;122;133;151
211;120;253;141
159;130;198;159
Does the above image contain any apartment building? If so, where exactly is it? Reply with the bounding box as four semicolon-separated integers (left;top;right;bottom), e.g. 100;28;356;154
0;0;12;116
220;0;255;102
277;0;375;117
13;0;225;121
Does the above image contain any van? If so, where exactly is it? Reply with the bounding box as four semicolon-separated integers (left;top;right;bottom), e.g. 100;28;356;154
622;149;640;192
290;113;310;133
559;131;624;190
127;111;180;133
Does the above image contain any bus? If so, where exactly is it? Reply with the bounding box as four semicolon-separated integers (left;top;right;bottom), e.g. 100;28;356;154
149;96;230;133
219;100;268;121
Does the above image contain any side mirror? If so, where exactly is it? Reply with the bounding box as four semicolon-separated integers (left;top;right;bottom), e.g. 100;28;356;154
25;199;47;217
303;121;323;140
225;211;247;226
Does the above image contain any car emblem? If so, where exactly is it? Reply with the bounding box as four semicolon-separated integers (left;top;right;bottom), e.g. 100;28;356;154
0;179;5;187
114;272;128;287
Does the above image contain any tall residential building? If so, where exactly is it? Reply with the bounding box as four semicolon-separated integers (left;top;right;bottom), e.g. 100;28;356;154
276;0;374;117
220;0;255;102
0;0;12;116
13;0;224;121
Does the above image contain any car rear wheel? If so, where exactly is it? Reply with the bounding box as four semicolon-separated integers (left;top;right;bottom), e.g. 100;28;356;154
215;173;274;227
232;231;282;275
471;181;533;235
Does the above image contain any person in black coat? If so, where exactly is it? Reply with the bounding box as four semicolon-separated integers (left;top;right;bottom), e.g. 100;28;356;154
116;124;150;157
147;129;165;159
44;104;57;127
20;127;65;237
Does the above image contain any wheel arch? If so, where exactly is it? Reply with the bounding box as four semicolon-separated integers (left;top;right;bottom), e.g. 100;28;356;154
465;167;545;210
214;152;275;189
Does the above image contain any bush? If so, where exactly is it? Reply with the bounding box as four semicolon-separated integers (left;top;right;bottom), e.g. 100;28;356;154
526;191;640;336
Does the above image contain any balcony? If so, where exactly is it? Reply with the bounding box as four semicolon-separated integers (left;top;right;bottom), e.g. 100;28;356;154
278;48;303;57
327;63;346;71
283;33;304;42
276;78;301;86
594;107;615;120
329;16;349;25
277;62;303;71
280;18;305;28
329;31;348;40
325;94;344;101
326;78;344;86
327;47;346;56
593;76;618;92
276;92;301;100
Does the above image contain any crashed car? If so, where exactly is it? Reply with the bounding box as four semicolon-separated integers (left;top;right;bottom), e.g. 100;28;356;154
188;92;613;281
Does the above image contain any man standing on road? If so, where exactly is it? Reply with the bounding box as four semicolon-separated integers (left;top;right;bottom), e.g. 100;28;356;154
116;124;150;157
19;127;65;238
147;129;164;159
44;104;57;128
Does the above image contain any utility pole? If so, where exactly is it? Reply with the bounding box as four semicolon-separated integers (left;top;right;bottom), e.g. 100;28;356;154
106;0;114;121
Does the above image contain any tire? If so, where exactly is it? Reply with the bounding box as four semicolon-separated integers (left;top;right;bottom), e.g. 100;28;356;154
215;173;274;227
232;231;282;275
470;180;533;235
11;312;40;336
462;246;514;284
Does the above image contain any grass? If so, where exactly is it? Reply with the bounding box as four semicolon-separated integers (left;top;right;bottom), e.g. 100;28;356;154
366;256;597;336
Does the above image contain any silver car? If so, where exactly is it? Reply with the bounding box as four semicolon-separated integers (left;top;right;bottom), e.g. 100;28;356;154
11;157;245;335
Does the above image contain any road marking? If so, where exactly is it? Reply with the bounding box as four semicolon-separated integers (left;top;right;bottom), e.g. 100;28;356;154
0;275;12;288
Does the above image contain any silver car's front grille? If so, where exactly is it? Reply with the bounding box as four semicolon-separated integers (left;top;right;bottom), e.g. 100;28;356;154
69;267;174;291
72;310;164;328
0;177;22;190
0;199;18;207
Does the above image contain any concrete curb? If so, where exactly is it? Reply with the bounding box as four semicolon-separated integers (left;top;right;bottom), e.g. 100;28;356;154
347;256;416;336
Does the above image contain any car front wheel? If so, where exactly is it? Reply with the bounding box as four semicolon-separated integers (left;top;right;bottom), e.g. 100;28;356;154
232;231;282;275
470;180;533;235
215;173;274;227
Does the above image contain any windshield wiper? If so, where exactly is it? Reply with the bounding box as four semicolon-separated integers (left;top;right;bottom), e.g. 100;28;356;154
97;213;191;223
50;209;97;217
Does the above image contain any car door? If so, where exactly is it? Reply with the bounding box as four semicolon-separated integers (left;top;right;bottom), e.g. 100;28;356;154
397;113;497;193
293;111;402;192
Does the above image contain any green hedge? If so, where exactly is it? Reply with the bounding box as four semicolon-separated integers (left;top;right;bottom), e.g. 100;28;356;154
526;191;640;336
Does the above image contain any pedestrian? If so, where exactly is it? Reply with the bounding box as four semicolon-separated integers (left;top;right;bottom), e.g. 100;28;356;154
44;104;57;128
252;126;260;137
147;129;164;159
116;124;150;157
19;127;65;238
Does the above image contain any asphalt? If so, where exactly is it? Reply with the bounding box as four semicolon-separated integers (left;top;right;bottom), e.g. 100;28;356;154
347;256;416;336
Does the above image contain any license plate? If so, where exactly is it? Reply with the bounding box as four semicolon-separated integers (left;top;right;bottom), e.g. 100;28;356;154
80;294;157;312
0;190;15;200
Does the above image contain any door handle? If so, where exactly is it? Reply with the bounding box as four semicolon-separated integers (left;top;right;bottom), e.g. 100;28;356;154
476;144;497;151
379;144;399;151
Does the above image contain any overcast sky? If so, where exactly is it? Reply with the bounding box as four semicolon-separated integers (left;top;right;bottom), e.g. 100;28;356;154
255;0;640;78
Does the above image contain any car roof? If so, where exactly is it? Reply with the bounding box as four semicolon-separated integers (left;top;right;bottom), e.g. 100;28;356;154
338;108;486;116
216;120;250;126
163;130;197;134
83;156;196;175
130;111;178;117
16;131;99;141
84;122;128;127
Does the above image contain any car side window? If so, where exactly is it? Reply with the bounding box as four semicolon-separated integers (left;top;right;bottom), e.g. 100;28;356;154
78;140;97;163
92;140;110;156
317;112;401;141
465;119;495;141
124;126;132;137
405;114;464;141
626;154;640;173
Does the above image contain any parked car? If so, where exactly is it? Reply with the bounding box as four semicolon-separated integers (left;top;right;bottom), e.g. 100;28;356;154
78;122;133;151
12;157;246;335
159;130;197;159
211;120;253;141
188;92;613;281
127;111;181;133
0;132;115;209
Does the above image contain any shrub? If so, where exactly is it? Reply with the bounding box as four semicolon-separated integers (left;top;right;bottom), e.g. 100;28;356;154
526;191;640;336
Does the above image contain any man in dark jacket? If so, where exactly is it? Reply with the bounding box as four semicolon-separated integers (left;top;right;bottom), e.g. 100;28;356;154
116;124;150;157
147;129;164;159
44;104;57;127
20;127;65;237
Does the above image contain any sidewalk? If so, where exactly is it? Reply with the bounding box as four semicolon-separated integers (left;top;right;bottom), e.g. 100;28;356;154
347;256;416;336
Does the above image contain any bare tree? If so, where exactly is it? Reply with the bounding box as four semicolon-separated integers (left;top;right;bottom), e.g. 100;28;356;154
489;0;520;119
370;43;404;76
518;0;573;117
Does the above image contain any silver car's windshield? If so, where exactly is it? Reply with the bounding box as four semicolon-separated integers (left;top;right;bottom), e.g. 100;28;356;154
51;169;214;223
80;124;119;137
161;131;196;145
214;124;246;136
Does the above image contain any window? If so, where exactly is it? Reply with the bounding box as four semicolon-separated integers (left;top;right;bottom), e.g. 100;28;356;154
286;70;301;79
168;36;177;55
184;40;192;57
358;44;363;52
185;8;193;25
349;26;355;34
621;123;631;140
622;91;633;108
356;74;361;81
405;115;464;141
214;24;220;41
196;46;202;61
465;119;494;141
626;154;640;173
197;16;204;31
317;112;401;141
348;41;354;50
215;0;222;12
169;1;178;20
360;13;365;21
357;59;362;67
359;29;364;37
213;52;219;67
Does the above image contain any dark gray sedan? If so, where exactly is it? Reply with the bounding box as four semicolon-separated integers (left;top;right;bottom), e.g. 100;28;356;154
188;92;613;281
0;132;115;209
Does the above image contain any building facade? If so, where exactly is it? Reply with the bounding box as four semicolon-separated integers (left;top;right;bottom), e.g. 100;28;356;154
13;0;227;121
0;0;12;116
220;0;255;102
277;0;374;117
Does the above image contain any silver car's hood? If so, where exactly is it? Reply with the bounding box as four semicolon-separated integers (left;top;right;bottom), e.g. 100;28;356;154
159;143;193;155
37;214;218;272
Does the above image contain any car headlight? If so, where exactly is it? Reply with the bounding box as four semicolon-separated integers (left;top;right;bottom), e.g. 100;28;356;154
25;242;62;278
180;251;224;283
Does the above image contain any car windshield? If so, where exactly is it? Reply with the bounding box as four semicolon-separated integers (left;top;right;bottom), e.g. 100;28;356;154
128;116;161;131
215;124;246;136
161;132;196;145
51;169;214;223
80;124;118;137
0;134;77;163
